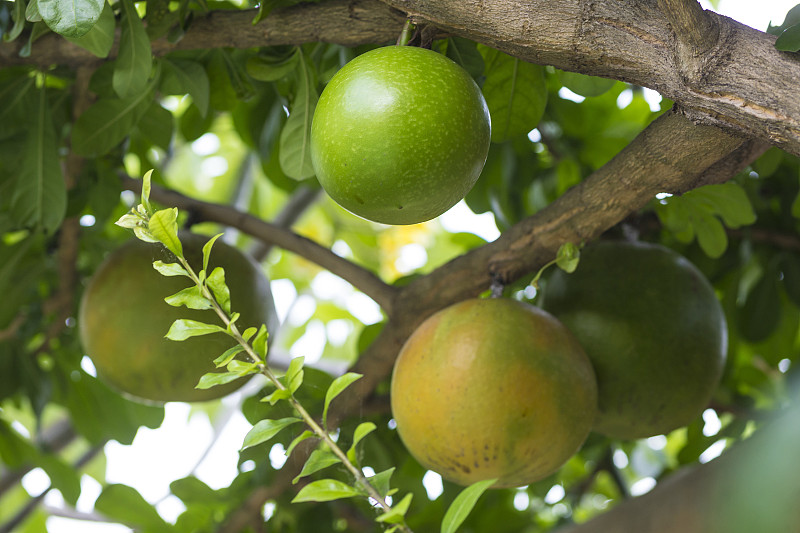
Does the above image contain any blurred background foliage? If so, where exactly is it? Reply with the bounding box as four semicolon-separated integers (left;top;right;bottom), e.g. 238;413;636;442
1;0;800;531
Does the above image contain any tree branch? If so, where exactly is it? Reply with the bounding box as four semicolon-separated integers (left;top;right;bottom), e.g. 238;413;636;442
120;175;398;315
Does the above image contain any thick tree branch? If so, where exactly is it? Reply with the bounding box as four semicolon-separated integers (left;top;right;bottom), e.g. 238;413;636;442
120;176;398;314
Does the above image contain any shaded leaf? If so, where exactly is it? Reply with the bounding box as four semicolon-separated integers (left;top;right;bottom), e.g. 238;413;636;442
323;372;362;427
95;484;171;532
346;421;376;465
445;37;485;79
114;0;152;98
775;22;800;51
213;345;245;367
38;0;103;38
161;58;210;116
64;0;114;56
557;69;616;97
286;430;316;457
292;449;341;484
71;91;152;156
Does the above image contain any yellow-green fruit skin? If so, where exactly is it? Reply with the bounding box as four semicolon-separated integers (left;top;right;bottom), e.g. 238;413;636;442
310;46;491;225
78;233;278;403
540;241;728;440
390;298;597;488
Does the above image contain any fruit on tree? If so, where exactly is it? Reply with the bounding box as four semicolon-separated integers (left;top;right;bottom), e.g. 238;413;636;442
540;240;728;440
78;233;278;403
310;45;491;225
390;298;597;488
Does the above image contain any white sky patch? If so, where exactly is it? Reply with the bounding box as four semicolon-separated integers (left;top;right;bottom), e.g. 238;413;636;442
439;200;501;242
630;477;657;496
422;471;443;500
191;133;221;156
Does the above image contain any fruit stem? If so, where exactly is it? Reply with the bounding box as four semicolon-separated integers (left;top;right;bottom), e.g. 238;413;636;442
396;18;415;46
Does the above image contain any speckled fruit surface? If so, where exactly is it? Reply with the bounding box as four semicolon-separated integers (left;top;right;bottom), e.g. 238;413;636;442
79;233;278;403
540;241;728;440
390;298;597;488
310;45;491;225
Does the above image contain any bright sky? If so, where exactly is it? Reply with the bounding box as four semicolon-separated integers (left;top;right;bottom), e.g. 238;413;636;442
28;1;798;531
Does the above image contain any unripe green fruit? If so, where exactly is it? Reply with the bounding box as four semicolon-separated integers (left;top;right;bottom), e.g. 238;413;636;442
79;233;278;403
391;298;597;488
540;240;728;440
310;45;491;225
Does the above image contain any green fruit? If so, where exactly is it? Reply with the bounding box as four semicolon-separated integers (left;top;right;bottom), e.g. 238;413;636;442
79;233;278;403
310;45;491;225
540;240;728;440
391;298;597;488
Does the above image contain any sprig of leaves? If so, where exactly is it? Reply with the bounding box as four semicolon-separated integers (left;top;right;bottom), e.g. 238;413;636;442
529;242;582;291
115;171;416;532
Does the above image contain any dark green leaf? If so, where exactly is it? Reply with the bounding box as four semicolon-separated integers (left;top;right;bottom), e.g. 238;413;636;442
291;478;362;503
285;430;316;457
165;285;213;310
556;70;617;97
166;319;226;341
445;37;485;79
781;253;800;307
148;208;182;256
292;448;341;484
242;417;303;449
322;372;362;427
11;84;66;234
4;0;28;42
739;266;782;343
692;209;728;259
279;50;317;180
38;0;103;38
368;467;395;499
161;58;210;116
135;102;174;150
480;46;547;142
114;0;152;98
246;50;300;82
775;22;800;51
64;0;114;57
441;478;498;533
71;91;152;156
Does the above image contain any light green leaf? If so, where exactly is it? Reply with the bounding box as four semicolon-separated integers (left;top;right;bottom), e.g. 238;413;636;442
285;356;304;394
556;242;580;273
64;0;114;56
11;84;66;234
71;91;152;156
686;182;756;228
368;467;395;499
152;260;189;277
114;0;152;98
206;267;231;314
346;422;376;465
133;226;158;243
691;209;728;259
377;492;413;524
252;324;269;359
480;46;547;142
141;168;153;212
241;326;257;342
25;0;41;21
166;319;225;341
213;345;245;367
242;417;303;449
322;372;362;428
263;388;292;405
226;360;258;375
292;449;341;484
165;286;213;310
285;430;316;457
279;50;317;180
94;484;171;532
201;233;223;273
148;208;182;257
115;212;144;229
291;479;362;503
38;0;103;38
441;478;498;533
196;370;243;389
161;58;210;116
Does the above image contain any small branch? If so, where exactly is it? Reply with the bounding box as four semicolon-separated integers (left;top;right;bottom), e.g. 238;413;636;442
120;175;398;315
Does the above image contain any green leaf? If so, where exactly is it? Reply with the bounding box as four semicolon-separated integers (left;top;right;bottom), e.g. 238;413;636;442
114;0;152;98
322;372;362;428
285;356;305;394
152;260;189;277
556;242;580;273
738;266;782;343
38;0;103;38
165;286;213;310
213;345;245;367
441;478;498;533
367;467;395;498
686;182;756;228
201;233;223;273
263;388;292;405
133;226;158;243
148;208;182;257
71;91;152;156
445;37;485;79
141;168;153;212
64;0;114;56
11;84;66;234
206;267;231;314
781;253;800;307
377;492;413;524
242;417;303;449
252;324;269;359
346;421;376;465
285;430;316;457
26;0;41;21
291;478;362;503
166;319;226;341
4;0;27;42
115;212;144;229
556;70;616;97
196;370;243;389
246;50;300;82
691;209;728;259
94;484;171;532
775;22;800;51
480;46;547;142
292;449;341;484
279;49;317;180
161;58;210;116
